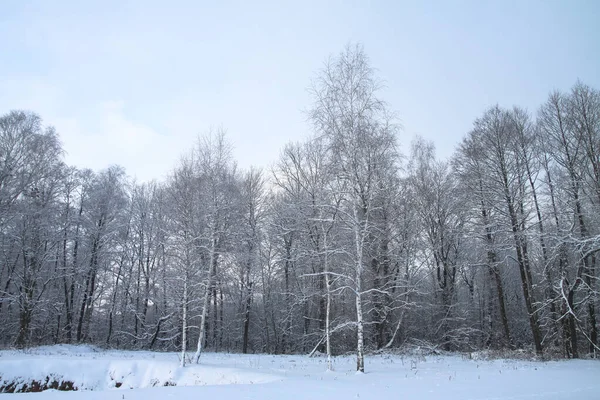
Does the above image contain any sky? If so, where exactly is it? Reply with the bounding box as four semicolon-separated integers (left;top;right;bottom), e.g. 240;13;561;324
1;0;599;182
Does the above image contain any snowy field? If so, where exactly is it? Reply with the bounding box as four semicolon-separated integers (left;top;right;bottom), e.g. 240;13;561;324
0;345;599;399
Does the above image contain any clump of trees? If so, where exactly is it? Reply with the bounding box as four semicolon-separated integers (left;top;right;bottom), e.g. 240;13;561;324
0;45;598;371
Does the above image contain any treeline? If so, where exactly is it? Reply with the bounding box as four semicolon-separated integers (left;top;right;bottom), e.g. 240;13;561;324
0;45;598;368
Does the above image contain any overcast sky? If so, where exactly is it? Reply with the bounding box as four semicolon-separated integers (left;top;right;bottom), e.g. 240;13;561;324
1;1;599;182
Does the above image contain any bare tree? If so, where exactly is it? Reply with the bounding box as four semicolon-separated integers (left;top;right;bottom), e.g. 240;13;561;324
309;44;400;372
239;168;264;354
409;138;466;350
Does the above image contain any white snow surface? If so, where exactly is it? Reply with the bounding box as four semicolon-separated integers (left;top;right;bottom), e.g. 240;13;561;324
0;345;598;399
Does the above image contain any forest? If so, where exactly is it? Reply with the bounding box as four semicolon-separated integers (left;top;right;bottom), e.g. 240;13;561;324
1;45;598;370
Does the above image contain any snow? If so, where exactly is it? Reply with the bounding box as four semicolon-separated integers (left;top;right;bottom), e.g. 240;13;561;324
0;346;598;399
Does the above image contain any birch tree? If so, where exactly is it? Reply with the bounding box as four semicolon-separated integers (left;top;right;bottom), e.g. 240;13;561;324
309;44;400;372
192;131;239;363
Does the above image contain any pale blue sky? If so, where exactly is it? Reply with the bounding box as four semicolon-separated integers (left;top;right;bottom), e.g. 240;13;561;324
1;1;598;181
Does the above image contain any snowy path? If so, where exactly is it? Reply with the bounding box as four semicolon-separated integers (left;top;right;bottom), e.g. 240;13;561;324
0;346;598;399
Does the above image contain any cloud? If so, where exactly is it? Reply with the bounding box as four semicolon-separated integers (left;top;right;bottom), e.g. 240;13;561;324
57;101;180;182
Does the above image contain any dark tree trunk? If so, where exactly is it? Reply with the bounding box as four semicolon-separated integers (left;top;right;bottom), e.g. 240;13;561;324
242;282;252;354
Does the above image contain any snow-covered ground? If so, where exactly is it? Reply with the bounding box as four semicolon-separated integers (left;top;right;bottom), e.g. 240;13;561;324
0;345;598;399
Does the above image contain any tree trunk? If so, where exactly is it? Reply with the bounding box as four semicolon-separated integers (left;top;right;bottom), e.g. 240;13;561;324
354;207;365;373
195;235;217;363
500;160;543;355
181;278;188;367
242;281;252;354
481;204;512;347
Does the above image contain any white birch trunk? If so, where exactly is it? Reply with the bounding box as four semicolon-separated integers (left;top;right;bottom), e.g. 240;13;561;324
326;274;332;371
323;226;332;371
181;277;188;367
194;282;210;364
356;292;364;372
384;308;406;349
195;233;216;364
353;206;365;373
